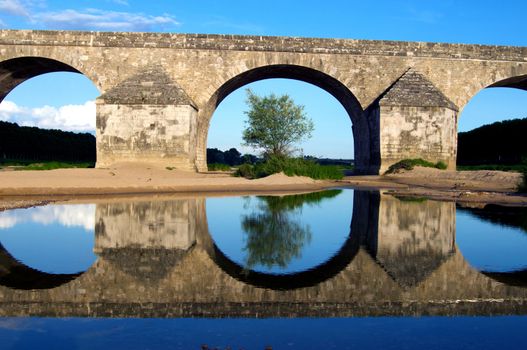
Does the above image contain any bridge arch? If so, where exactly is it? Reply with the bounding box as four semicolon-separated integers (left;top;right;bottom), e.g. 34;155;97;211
196;64;376;174
458;73;527;114
0;56;100;164
0;56;100;103
457;73;527;167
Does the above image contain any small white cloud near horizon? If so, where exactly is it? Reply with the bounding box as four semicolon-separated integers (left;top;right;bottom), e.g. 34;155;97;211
0;99;95;133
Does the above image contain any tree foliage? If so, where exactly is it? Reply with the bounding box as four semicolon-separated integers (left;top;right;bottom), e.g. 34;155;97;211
0;121;95;163
242;89;314;158
206;147;258;166
457;117;527;165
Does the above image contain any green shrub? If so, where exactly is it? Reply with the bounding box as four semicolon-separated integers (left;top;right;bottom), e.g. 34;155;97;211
207;163;232;171
435;161;448;170
16;161;94;171
385;158;447;174
235;163;256;179
236;156;344;180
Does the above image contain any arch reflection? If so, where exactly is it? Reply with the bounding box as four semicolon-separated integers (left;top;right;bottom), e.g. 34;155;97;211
205;190;373;290
457;204;527;286
0;204;97;290
1;190;525;295
0;243;81;290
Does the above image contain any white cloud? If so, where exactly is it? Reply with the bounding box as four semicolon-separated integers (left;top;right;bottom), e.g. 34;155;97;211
0;100;23;121
0;204;96;231
0;0;29;16
0;215;18;229
0;100;95;133
35;8;180;31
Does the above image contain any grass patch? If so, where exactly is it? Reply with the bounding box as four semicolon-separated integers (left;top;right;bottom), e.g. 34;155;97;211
235;156;344;180
207;163;232;171
14;161;94;171
385;158;447;174
394;195;428;203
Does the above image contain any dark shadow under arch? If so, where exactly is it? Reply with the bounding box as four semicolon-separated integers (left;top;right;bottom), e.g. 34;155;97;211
482;270;527;287
0;56;82;103
0;243;83;290
488;74;527;91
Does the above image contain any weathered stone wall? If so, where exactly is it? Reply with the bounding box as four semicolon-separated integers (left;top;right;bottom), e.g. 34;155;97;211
94;198;202;251
377;106;458;172
0;30;526;172
96;103;197;169
366;69;459;173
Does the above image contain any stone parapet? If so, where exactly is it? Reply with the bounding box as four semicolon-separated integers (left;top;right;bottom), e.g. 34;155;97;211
1;29;526;62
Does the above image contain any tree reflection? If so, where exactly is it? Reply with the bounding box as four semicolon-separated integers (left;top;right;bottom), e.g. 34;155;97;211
241;190;341;270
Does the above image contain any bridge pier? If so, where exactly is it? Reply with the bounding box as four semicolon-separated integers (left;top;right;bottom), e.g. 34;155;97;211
95;66;198;170
365;69;459;174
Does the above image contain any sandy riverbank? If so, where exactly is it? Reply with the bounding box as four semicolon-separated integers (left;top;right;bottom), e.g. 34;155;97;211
0;164;525;209
379;167;526;206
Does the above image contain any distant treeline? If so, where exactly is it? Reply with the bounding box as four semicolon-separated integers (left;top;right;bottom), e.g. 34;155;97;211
458;118;527;165
0;121;95;162
206;148;354;167
207;147;258;165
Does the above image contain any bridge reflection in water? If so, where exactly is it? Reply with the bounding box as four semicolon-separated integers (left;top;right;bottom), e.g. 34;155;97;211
0;190;527;318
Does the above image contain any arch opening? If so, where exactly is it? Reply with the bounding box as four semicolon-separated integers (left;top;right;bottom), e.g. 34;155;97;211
198;64;377;174
457;75;527;169
0;56;99;167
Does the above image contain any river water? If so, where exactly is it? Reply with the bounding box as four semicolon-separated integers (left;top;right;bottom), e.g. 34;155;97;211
0;189;526;349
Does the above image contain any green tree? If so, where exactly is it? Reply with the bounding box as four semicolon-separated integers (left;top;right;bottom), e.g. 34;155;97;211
242;89;314;158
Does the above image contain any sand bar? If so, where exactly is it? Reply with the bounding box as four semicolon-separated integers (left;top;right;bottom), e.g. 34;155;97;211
0;164;526;208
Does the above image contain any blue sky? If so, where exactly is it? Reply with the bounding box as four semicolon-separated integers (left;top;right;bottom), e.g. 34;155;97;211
0;0;526;158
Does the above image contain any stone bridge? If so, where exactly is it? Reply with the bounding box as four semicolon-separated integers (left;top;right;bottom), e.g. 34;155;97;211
1;192;527;318
0;30;526;173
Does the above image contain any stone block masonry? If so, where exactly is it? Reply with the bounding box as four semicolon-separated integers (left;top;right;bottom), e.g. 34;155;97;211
0;30;526;173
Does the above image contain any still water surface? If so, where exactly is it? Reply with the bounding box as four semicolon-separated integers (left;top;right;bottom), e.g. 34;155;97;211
0;189;526;348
